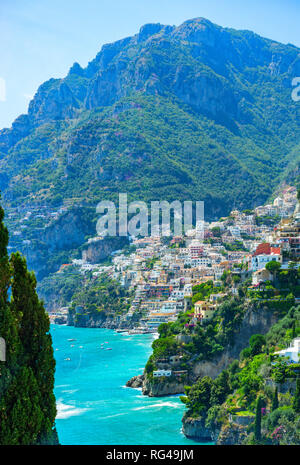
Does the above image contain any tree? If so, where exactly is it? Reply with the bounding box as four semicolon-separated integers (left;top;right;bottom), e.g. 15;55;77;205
211;227;221;237
293;378;300;414
249;334;266;356
0;201;58;445
158;323;170;338
183;376;214;416
210;370;231;405
10;252;57;444
0;367;43;445
272;387;279;411
254;396;263;441
265;260;281;279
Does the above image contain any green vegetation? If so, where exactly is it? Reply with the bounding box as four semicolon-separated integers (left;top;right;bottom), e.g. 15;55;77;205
255;215;281;227
0;202;58;445
254;396;263;441
146;290;246;378
37;265;83;309
247;265;300;316
181;304;300;444
68;273;134;324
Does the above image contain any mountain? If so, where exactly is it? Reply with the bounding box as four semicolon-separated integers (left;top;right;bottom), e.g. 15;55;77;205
0;17;300;276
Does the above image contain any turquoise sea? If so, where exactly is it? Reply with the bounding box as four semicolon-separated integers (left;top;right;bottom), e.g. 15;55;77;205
51;324;210;445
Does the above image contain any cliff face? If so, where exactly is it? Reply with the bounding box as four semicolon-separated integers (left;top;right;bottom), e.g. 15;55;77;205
2;17;298;141
142;376;187;397
42;208;90;253
216;423;248;445
192;305;278;380
181;414;251;444
67;309;141;330
181;415;213;442
81;236;128;264
21;206;126;280
17;207;95;279
139;304;279;400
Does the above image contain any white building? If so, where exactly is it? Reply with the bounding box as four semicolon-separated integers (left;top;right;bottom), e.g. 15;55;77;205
229;226;241;238
274;338;300;363
274;197;284;208
251;253;282;272
170;289;185;300
191;257;211;267
188;240;203;258
153;370;172;377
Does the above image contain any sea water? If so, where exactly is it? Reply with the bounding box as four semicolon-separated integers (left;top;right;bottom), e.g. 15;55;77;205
51;324;210;445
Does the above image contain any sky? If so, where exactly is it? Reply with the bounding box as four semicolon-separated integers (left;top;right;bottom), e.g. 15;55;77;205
0;0;300;130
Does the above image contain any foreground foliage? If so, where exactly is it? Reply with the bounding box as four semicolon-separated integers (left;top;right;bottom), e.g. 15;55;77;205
0;202;58;445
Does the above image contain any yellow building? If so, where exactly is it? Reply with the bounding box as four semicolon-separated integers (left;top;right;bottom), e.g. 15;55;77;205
194;301;216;321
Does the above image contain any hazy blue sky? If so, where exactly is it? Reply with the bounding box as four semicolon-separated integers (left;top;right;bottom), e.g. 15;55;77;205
0;0;299;129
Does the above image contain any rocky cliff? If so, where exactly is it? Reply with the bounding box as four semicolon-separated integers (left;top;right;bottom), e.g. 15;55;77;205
181;414;214;442
126;375;144;389
135;303;279;400
81;236;128;264
216;423;248;445
67;308;141;330
191;304;278;380
142;376;187;397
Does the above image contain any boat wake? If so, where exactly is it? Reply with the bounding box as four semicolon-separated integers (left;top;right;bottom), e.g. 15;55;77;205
56;401;89;419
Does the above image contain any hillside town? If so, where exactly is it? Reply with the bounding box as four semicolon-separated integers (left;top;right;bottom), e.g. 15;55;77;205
49;187;300;338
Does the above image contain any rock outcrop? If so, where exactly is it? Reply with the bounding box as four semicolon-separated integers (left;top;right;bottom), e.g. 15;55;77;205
216;423;248;445
139;303;279;399
67;309;142;330
142;376;186;397
191;304;278;380
126;375;144;389
181;413;253;444
181;415;213;442
81;236;128;264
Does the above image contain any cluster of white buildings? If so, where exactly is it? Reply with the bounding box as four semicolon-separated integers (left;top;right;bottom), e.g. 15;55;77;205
254;186;297;218
48;186;300;330
274;338;300;364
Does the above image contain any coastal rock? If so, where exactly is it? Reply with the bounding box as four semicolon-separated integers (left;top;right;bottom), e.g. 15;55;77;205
126;375;144;389
181;414;213;441
67;310;142;330
142;376;186;397
142;303;279;401
216;423;248;445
